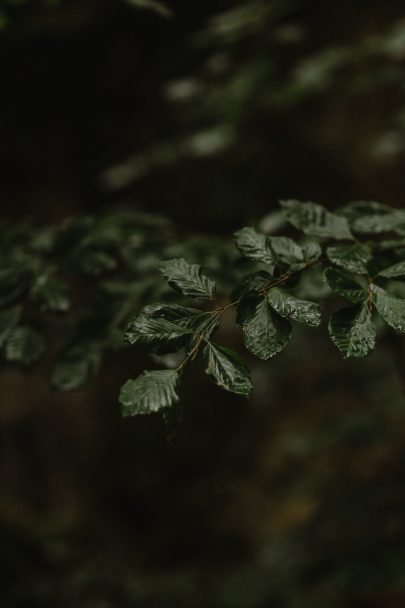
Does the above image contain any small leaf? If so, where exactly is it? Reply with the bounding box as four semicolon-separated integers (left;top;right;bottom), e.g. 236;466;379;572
203;342;252;397
378;260;405;279
373;286;405;332
125;304;194;352
125;0;173;18
160;258;216;301
280;199;353;240
4;326;45;366
329;303;376;358
267;288;321;326
234;227;275;266
326;244;371;275
237;294;291;359
324;267;366;303
119;370;180;416
0;306;21;348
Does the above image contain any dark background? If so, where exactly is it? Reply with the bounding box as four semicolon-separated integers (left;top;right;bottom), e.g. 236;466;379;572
1;1;405;606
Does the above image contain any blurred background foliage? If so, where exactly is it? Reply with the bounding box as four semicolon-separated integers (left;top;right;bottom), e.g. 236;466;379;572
2;0;405;606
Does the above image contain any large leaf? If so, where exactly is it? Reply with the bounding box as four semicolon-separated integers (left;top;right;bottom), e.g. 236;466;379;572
203;342;252;397
125;304;194;351
237;294;291;359
326;244;371;275
378;260;405;279
267;288;321;326
329;303;376;358
280;200;353;240
119;369;180;416
234;227;275;266
373;286;405;332
324;267;366;303
0;305;21;348
4;326;45;366
160;258;216;301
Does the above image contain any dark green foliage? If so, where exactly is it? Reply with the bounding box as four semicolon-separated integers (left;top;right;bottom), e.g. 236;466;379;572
118;199;405;414
3;200;405;415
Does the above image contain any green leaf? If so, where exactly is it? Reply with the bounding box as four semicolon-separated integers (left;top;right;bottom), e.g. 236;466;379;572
234;227;275;266
203;342;252;397
0;306;21;348
329;303;376;358
352;210;405;235
324;267;366;303
31;273;70;312
80;251;118;276
268;236;303;267
237;294;291;359
125;304;194;352
280;199;353;240
230;270;272;301
160;258;216;301
378;260;405;279
301;240;322;264
4;326;45;366
51;344;102;391
267;288;321;326
326;244;371;274
337;200;394;222
373;286;405;332
119;370;180;416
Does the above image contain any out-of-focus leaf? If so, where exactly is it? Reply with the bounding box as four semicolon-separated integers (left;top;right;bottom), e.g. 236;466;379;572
79;251;118;276
31;273;70;312
4;326;45;366
280;199;353;240
51;344;102;392
125;0;173;19
378;260;405;279
0;306;21;348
